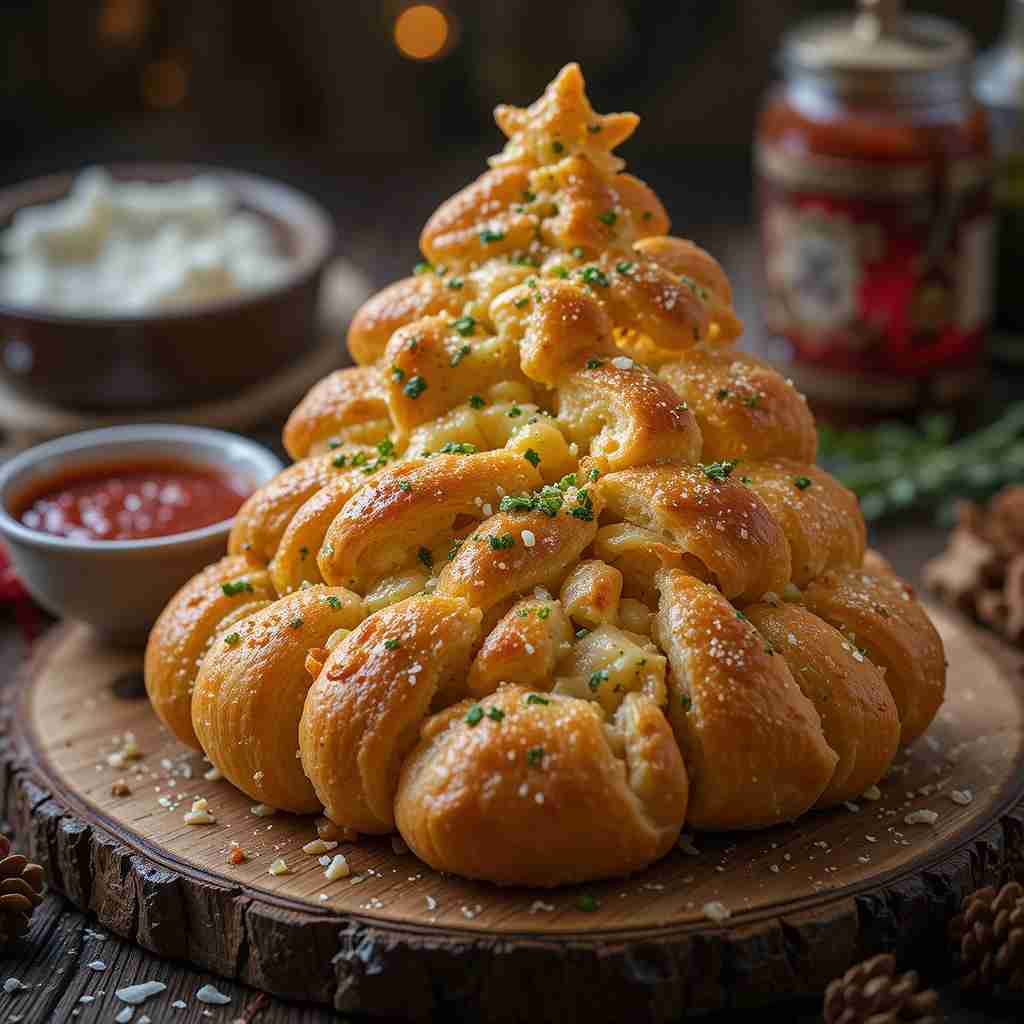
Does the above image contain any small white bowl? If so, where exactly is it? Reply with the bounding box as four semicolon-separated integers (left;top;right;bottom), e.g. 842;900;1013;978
0;425;282;642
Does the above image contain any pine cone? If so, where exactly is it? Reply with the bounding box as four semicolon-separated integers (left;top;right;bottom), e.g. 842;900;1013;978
948;882;1024;995
823;953;942;1023
0;834;45;950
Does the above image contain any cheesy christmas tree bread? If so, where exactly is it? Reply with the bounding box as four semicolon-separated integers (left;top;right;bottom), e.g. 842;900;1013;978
145;64;946;887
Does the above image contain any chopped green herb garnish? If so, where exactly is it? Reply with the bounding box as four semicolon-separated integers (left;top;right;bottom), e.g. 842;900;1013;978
486;707;505;722
391;366;405;382
615;261;635;275
523;448;541;467
522;190;536;202
468;395;486;411
332;453;347;468
351;452;368;466
447;276;463;290
499;494;534;513
680;694;693;711
642;210;653;221
325;595;343;609
377;438;395;457
480;228;505;244
453;315;476;337
398;479;412;492
513;296;530;309
735;610;749;622
537;606;551;620
526;694;550;706
404;375;428;399
526;745;545;766
558;473;577;490
598;210;617;227
384;638;400;651
289;617;304;629
440;441;477;455
508;405;522;417
794;476;813;490
299;545;309;560
417;546;434;569
702;460;739;482
579;266;609;288
742;393;763;408
413;260;432;275
450;344;471;366
586;359;604;369
221;579;254;597
588;468;600;482
552;266;569;279
577;895;600;913
575;627;591;640
224;632;241;646
465;705;484;726
716;388;730;401
489;533;515;550
588;669;609;692
552;140;565;154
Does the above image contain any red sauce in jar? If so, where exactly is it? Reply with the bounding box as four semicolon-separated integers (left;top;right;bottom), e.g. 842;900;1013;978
13;461;252;542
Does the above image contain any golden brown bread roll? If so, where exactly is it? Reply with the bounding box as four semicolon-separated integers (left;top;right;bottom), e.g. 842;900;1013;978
191;586;364;813
318;451;541;593
228;451;361;566
653;570;837;829
600;464;791;602
300;594;482;833
347;272;464;367
739;459;865;587
659;347;817;463
395;685;688;886
282;366;390;461
144;555;275;749
743;601;900;807
801;569;946;747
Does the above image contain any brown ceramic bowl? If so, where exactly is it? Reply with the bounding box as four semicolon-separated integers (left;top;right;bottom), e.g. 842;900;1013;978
0;164;334;411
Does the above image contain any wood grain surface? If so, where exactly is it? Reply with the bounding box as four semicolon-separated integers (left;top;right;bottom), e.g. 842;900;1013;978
6;605;1024;1023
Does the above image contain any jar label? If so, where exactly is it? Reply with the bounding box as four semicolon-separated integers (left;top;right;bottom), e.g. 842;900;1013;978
758;142;993;409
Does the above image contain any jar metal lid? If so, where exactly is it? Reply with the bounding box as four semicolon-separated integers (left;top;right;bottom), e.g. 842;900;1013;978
783;4;973;78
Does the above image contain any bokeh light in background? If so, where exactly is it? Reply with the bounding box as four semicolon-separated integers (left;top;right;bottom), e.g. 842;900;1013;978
141;55;188;110
394;4;456;62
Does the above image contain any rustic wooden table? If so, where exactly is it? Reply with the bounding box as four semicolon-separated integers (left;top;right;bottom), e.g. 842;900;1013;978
2;523;1022;1024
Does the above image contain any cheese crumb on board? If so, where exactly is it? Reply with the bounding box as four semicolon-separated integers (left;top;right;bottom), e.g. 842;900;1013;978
183;798;216;825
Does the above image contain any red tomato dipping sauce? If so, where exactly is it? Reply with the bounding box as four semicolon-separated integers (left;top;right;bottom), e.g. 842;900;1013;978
13;461;252;542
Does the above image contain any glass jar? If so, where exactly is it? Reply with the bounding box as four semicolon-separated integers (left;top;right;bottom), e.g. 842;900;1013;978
976;0;1024;338
757;0;992;424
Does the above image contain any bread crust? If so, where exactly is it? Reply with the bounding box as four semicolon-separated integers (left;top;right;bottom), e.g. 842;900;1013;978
744;600;899;807
283;367;390;461
395;685;688;886
600;465;791;602
192;586;365;813
801;570;946;746
653;571;837;829
144;555;275;749
300;594;482;832
659;347;817;463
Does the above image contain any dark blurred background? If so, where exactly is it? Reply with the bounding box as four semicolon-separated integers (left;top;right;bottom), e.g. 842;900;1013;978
0;0;1005;288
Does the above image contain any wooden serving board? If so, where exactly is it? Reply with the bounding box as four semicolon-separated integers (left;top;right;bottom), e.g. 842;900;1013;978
4;607;1024;1023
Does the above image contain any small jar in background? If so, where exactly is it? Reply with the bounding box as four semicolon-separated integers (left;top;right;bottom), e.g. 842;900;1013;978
757;0;992;425
976;0;1024;342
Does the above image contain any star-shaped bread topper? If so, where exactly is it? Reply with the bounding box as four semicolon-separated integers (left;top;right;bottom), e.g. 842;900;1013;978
491;63;639;173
